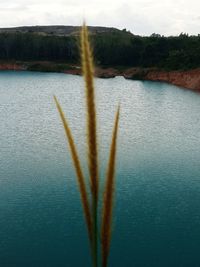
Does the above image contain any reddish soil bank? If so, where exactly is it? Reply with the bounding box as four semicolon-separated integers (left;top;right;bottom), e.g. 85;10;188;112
0;62;26;71
145;69;200;91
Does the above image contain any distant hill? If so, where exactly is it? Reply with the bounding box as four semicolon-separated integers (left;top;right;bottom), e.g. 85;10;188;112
0;25;124;36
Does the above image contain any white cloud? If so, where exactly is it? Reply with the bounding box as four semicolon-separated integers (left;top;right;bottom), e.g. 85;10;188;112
0;0;199;35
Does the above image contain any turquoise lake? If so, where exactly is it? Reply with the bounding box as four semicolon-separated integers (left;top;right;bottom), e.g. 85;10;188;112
0;71;200;267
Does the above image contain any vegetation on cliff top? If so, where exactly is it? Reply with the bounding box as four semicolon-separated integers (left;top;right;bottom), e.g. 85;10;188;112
0;26;199;70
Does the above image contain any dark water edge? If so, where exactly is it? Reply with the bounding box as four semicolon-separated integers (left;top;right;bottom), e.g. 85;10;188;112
0;71;200;267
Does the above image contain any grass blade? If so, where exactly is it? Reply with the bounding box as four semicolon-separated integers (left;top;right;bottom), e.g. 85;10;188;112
81;22;99;201
54;95;93;243
81;23;99;267
101;105;120;267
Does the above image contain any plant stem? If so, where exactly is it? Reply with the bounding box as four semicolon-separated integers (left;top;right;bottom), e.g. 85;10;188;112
92;197;98;267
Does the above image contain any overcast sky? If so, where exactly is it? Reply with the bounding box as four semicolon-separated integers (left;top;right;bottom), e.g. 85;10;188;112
0;0;199;36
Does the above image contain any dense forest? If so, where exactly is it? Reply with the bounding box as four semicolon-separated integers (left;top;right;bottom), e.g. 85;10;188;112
0;26;199;70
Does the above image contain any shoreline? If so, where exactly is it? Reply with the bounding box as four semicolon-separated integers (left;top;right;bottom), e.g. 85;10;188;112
0;61;199;92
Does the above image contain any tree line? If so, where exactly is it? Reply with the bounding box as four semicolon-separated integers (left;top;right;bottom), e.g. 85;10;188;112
0;30;199;70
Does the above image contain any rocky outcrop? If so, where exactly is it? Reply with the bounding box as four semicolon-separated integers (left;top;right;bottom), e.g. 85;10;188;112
94;67;120;78
123;68;149;80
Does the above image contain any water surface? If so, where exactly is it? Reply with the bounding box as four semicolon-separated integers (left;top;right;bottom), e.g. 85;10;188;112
0;71;200;267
